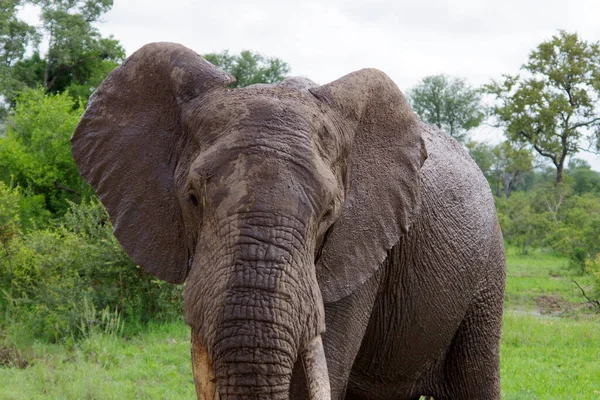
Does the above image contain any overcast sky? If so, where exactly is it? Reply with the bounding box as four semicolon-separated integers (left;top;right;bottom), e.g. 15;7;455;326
21;0;600;168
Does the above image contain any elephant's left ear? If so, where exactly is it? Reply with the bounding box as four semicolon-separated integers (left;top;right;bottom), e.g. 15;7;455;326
310;69;427;303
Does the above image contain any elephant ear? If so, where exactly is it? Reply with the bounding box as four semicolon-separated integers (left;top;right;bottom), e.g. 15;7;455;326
71;42;234;284
310;69;426;302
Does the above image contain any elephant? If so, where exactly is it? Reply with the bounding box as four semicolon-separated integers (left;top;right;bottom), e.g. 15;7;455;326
71;42;505;399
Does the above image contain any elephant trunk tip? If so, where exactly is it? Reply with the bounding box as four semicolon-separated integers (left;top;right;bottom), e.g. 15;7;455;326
191;329;331;400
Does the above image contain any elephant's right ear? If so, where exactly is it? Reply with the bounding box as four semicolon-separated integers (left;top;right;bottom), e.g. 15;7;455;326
71;42;234;284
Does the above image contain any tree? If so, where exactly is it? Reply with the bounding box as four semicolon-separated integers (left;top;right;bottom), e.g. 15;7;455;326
491;142;534;198
566;158;600;195
486;31;600;184
0;0;124;104
408;75;484;143
203;50;290;88
467;141;533;197
0;1;38;70
0;88;90;215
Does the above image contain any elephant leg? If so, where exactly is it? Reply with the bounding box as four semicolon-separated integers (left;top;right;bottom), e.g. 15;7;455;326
288;268;382;399
439;237;505;399
325;268;383;399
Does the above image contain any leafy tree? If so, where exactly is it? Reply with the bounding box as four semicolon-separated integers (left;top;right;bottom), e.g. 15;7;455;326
467;141;495;178
495;191;553;254
0;1;38;80
467;140;533;197
0;182;20;252
204;50;290;88
408;75;484;144
566;158;600;195
486;31;600;184
0;0;124;104
491;141;534;198
0;88;90;215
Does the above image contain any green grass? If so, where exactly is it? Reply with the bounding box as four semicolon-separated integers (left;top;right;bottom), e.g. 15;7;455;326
1;246;598;399
0;322;196;399
501;246;600;399
504;247;596;312
501;312;600;399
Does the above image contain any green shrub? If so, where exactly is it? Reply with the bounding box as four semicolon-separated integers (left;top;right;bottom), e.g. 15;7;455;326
0;88;93;216
0;200;183;342
584;255;600;306
0;182;20;251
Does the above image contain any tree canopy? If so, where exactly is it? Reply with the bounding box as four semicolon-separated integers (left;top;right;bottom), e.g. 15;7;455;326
407;74;484;144
0;88;89;215
0;0;124;106
485;31;600;184
468;140;533;198
203;50;290;88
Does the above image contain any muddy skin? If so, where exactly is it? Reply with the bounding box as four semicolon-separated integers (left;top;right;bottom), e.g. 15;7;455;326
72;42;505;399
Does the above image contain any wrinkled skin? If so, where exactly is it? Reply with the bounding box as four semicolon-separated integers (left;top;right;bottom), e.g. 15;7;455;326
72;43;505;399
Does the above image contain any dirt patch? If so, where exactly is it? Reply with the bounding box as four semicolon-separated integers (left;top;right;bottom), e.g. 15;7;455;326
535;295;564;314
535;295;596;315
0;347;29;369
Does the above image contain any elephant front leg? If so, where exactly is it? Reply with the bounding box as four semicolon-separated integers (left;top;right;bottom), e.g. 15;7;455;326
322;269;383;399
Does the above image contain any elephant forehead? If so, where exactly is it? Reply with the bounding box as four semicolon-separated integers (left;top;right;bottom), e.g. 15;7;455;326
197;88;319;138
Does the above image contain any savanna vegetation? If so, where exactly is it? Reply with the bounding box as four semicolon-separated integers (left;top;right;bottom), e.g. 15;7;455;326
1;2;599;398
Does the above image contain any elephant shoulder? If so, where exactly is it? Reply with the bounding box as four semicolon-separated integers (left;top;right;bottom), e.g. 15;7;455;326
418;123;497;233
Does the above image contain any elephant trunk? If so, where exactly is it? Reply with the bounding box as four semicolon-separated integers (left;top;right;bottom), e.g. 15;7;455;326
187;216;327;399
192;333;330;400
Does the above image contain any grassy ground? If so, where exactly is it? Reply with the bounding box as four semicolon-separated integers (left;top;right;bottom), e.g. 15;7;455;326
501;247;600;399
0;323;196;399
1;246;599;399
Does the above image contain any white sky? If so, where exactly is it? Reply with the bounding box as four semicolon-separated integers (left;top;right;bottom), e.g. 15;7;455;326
19;0;600;169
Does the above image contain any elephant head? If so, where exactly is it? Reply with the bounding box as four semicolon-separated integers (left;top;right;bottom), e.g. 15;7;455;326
71;42;425;399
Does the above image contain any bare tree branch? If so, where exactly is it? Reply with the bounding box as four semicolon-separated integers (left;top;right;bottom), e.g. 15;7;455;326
572;280;600;310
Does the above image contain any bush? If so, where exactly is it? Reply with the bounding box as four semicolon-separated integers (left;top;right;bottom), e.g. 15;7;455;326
583;255;600;309
0;182;20;251
0;88;93;216
495;192;552;254
0;200;183;342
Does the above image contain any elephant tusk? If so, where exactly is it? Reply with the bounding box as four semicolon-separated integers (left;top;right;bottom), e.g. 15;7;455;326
302;335;331;400
191;329;220;400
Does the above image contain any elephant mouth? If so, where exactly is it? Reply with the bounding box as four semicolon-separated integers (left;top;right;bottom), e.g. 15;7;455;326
191;330;331;399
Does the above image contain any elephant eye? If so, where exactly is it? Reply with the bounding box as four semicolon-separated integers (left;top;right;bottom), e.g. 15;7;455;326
187;193;199;207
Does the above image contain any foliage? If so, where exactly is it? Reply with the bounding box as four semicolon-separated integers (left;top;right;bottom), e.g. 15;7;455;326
585;255;600;301
485;31;600;184
0;88;91;215
0;201;183;342
0;182;20;251
495;192;552;254
0;0;124;105
408;74;484;143
497;180;600;278
204;49;290;88
468;140;533;197
566;158;600;195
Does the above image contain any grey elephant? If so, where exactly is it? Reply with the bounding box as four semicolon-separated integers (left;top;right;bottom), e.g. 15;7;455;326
71;43;505;399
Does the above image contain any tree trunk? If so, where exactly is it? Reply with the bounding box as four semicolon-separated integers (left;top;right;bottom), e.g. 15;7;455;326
555;163;564;185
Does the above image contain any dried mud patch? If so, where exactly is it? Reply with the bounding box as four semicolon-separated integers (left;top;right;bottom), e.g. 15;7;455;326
535;294;596;316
